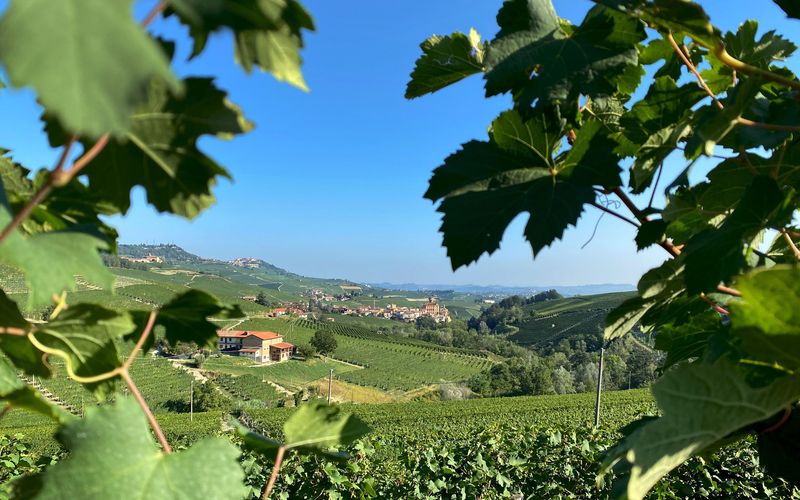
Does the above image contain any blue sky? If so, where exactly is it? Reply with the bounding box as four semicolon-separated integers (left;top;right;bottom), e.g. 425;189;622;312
0;1;797;286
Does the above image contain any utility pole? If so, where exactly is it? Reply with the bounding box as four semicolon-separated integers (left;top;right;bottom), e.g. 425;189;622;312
594;345;605;427
190;379;194;423
327;369;333;404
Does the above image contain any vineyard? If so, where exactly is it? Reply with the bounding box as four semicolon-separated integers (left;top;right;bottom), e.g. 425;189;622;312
238;390;798;499
232;318;494;391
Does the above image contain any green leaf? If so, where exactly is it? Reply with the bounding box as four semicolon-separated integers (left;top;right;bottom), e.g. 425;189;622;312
0;356;72;423
0;207;113;307
426;110;620;269
684;77;763;158
635;219;667;250
14;399;245;499
774;0;800;19
596;0;722;50
620;76;705;147
757;406;800;486
639;37;702;81
283;402;370;451
0;0;180;139
139;289;244;349
238;403;370;462
604;296;651;340
484;4;645;108
606;360;800;500
169;0;314;89
0;290;49;377
723;20;796;69
51;78;252;219
0;153;118;249
654;310;724;369
627;122;691;193
406;29;485;99
730;266;800;371
33;304;135;397
683;176;791;294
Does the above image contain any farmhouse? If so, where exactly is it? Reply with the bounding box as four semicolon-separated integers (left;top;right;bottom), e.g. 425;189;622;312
216;330;295;363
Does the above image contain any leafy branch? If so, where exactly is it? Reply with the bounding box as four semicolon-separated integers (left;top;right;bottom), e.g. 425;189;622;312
0;0;166;247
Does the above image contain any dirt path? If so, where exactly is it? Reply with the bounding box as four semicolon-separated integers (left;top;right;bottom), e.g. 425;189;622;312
169;360;210;383
266;380;293;396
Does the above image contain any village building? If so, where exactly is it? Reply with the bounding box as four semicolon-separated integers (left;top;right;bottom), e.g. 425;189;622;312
216;330;295;363
121;254;163;264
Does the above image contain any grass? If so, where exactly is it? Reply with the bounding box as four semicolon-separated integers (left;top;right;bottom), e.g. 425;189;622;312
203;355;358;391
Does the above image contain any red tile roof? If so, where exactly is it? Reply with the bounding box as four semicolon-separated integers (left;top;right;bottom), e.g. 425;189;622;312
270;342;294;349
246;331;282;341
238;348;259;353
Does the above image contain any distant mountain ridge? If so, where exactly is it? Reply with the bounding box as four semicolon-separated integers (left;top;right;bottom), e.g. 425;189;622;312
370;282;635;297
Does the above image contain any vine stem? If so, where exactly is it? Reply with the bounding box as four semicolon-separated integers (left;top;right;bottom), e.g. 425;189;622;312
781;230;800;260
667;33;723;110
261;446;286;499
0;0;167;247
667;33;800;131
120;311;172;453
588;201;640;228
610;187;738;308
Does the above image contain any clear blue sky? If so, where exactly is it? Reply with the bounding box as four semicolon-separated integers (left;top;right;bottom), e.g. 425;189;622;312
0;1;796;286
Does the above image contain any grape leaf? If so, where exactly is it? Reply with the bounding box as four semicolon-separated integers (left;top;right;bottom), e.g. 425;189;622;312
595;0;722;50
730;266;800;371
133;289;244;350
723;20;796;69
758;407;800;485
0;356;72;423
0;154;118;249
14;399;245;499
654;310;724;369
774;0;800;19
620;77;705;147
605;361;800;500
169;0;314;89
484;4;645;108
406;29;485;99
0;207;113;307
426;110;620;269
238;402;370;461
33;304;135;397
167;0;275;55
52;78;253;219
683;176;791;294
283;402;370;450
635;219;667;250
0;0;180;139
684;77;764;159
0;290;49;377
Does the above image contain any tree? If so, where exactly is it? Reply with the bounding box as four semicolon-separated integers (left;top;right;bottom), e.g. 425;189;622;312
415;315;437;330
310;329;337;356
255;292;269;306
408;0;800;496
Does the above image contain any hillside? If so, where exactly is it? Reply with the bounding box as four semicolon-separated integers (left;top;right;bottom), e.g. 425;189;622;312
474;291;636;352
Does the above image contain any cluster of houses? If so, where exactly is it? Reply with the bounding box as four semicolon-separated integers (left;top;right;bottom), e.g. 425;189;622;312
121;254;163;264
216;330;295;363
330;298;451;323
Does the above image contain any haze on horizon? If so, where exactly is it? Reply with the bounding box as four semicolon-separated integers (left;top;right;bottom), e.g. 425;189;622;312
2;0;796;287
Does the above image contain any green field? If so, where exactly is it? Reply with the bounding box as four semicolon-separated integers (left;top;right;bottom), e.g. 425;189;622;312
204;356;358;391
